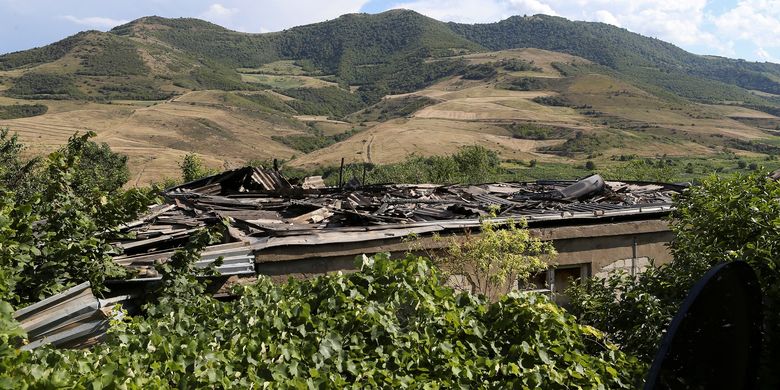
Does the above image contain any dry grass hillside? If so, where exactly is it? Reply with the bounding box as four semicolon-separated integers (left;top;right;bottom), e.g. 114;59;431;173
0;91;303;184
2;45;779;183
290;49;780;169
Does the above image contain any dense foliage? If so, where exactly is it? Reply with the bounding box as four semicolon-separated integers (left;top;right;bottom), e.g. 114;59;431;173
179;153;218;183
271;134;338;153
540;131;623;157
0;33;87;70
2;252;643;388
0;104;48;120
348;95;437;122
432;218;556;299
448;14;780;96
503;123;572;140
281;87;367;118
330;145;503;185
567;172;780;388
76;35;148;76
461;64;497;80
6;73;83;99
0;131;156;304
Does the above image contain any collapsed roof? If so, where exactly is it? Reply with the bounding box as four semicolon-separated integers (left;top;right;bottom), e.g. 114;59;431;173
112;166;683;280
17;166;684;349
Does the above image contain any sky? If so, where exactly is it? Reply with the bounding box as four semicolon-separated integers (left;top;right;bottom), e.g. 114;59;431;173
0;0;778;63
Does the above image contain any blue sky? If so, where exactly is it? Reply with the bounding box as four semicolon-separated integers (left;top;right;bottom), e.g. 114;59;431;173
1;0;778;63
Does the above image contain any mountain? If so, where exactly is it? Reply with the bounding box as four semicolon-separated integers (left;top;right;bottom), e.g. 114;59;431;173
0;10;779;184
2;10;779;105
448;15;780;101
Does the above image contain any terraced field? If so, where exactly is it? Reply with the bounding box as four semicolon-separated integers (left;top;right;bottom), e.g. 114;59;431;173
0;91;303;184
2;45;779;183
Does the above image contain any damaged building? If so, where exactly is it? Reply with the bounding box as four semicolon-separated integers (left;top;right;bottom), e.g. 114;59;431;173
16;166;684;348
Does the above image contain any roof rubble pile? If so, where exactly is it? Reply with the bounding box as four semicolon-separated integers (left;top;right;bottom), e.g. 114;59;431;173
112;166;682;279
16;166;683;349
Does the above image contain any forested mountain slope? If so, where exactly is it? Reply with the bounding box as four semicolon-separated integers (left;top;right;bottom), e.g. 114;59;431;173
448;14;780;97
0;10;779;184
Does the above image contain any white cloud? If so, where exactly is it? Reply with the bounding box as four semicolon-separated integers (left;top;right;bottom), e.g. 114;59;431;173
710;0;780;49
210;0;369;32
382;0;735;56
199;3;239;26
389;0;510;23
60;15;129;29
201;3;238;19
507;0;557;16
593;10;620;27
756;47;779;63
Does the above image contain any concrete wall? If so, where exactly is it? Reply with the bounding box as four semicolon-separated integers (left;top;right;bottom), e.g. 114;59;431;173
537;219;674;274
254;218;675;283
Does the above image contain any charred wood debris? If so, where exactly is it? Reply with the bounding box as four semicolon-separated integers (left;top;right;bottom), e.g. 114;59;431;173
16;166;684;349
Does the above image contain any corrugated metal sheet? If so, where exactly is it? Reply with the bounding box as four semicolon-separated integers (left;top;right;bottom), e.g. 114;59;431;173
251;167;292;191
14;282;132;350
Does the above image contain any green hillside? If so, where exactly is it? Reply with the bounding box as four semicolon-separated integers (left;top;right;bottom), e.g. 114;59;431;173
1;9;780;183
448;15;780;98
2;10;779;108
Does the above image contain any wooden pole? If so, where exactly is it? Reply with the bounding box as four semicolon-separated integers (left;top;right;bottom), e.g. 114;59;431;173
338;157;345;188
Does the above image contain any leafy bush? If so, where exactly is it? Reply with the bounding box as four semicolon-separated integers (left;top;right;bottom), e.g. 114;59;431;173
532;95;570;107
567;172;780;388
504;123;572;140
330;145;503;185
0;129;41;196
3;253;643;388
540;131;622;157
70;140;131;194
281;87;366;118
271;134;339;153
97;80;173;100
179;153;218;182
1;129;132;200
0;133;156;304
501;77;549;91
433;218;556;298
348;95;437;122
501;58;541;72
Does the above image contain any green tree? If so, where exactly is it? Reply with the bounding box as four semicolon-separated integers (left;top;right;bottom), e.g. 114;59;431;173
452;145;501;183
179;153;216;182
432;217;556;299
0;133;156;304
71;140;130;194
568;172;780;388
0;128;43;198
